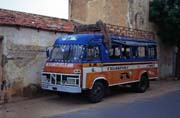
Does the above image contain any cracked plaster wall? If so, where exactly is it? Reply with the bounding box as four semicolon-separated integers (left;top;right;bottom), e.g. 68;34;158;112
0;26;65;96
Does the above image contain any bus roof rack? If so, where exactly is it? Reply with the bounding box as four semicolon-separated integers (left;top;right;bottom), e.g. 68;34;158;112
74;20;155;48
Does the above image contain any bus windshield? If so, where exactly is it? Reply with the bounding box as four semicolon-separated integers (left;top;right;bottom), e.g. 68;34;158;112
50;44;84;62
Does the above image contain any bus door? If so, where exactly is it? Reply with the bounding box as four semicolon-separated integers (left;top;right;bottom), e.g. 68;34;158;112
132;46;147;81
108;44;133;84
82;45;102;88
119;45;133;82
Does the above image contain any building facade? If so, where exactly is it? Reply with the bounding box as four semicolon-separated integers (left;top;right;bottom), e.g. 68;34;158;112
0;9;73;99
69;0;177;79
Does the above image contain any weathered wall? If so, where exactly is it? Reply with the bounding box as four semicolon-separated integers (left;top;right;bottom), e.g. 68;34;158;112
70;0;154;30
158;42;175;78
69;0;175;78
69;0;89;24
0;26;65;97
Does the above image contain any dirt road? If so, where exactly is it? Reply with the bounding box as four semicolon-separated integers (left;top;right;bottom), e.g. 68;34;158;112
0;80;180;118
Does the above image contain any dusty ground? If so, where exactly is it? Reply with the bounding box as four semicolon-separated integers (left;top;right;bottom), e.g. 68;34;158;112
0;79;180;118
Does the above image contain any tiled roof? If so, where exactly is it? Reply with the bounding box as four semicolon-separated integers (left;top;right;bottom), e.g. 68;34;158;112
0;8;74;33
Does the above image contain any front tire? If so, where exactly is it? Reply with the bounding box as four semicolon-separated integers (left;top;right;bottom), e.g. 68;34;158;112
87;82;105;103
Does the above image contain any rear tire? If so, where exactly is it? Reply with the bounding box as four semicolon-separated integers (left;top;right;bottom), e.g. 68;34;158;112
87;82;105;103
132;74;149;93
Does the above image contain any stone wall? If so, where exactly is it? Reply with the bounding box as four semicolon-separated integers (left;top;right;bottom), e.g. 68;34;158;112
69;0;175;78
0;26;65;98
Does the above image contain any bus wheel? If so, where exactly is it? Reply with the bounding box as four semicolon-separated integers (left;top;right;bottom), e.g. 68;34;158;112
132;74;149;93
87;82;105;103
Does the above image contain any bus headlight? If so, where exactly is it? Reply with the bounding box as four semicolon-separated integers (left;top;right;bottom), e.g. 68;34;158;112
41;74;50;83
66;78;76;85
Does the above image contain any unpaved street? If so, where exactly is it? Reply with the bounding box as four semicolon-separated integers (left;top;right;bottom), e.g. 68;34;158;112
0;80;180;118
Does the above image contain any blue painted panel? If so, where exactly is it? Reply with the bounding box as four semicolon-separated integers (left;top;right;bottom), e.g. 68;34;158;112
53;34;103;46
48;33;157;64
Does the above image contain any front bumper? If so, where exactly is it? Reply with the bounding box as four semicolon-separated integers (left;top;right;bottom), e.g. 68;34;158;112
41;83;82;93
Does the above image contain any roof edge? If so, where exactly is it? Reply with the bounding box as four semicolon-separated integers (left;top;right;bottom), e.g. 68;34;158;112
0;8;74;33
0;24;74;33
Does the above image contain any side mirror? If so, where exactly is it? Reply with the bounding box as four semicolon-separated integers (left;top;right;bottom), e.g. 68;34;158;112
46;49;49;58
46;47;53;58
46;48;50;58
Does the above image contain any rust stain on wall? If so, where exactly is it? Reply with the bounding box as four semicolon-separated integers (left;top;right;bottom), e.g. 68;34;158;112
0;77;24;103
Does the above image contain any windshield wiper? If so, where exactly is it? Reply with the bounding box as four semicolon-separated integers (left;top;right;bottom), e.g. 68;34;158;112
63;46;72;60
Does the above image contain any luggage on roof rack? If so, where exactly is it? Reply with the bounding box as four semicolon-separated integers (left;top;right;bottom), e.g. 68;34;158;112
74;20;155;48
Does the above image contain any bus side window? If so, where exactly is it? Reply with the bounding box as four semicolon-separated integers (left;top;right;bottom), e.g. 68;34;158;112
121;46;130;59
132;47;138;58
109;46;121;59
109;48;114;57
149;47;156;58
86;46;100;60
138;46;146;58
115;47;121;57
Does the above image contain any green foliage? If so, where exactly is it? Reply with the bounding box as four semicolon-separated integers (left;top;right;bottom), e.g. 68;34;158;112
150;0;180;46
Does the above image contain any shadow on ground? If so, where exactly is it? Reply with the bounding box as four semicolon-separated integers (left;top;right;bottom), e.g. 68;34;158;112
44;85;138;105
